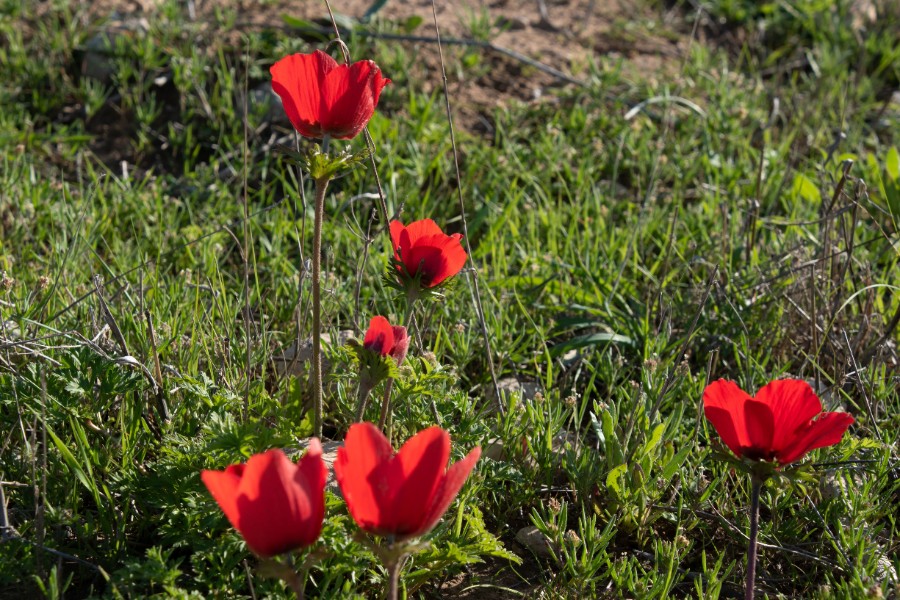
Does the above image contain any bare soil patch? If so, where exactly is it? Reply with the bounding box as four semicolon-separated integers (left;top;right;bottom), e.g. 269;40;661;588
83;0;692;125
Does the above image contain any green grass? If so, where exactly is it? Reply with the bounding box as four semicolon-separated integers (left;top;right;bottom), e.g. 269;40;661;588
1;0;898;597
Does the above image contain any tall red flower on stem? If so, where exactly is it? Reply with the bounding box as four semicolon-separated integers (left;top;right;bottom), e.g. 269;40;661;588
703;378;854;466
270;50;391;140
390;219;467;290
364;315;410;365
271;49;390;440
334;422;481;540
703;378;853;600
201;443;327;557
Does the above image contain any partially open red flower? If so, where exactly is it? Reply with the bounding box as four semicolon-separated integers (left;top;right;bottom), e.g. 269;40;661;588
703;379;853;466
363;315;410;365
390;219;467;289
270;50;391;140
201;443;327;557
334;422;481;540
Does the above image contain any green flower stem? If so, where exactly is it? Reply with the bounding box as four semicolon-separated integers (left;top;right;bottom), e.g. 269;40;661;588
377;377;395;434
745;475;763;600
385;553;406;600
355;378;374;423
388;562;400;600
311;175;329;439
258;557;307;600
402;294;416;337
287;571;305;600
295;562;311;600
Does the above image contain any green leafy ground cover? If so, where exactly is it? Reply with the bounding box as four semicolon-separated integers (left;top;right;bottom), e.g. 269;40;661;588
1;0;898;597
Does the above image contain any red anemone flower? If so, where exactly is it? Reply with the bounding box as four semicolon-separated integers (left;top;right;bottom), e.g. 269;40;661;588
703;379;853;466
363;315;410;365
201;443;327;557
270;50;391;140
334;422;481;540
390;219;467;289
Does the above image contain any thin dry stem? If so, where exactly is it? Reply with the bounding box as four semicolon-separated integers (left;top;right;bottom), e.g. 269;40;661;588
429;0;504;417
322;0;393;334
353;207;377;332
241;37;253;422
36;372;48;576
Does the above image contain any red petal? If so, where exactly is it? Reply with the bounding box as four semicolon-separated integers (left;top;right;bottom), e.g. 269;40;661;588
201;468;242;533
390;220;408;265
402;219;444;245
776;412;854;465
378;427;450;538
743;400;775;457
390;325;409;364
416;446;481;538
334;422;395;534
236;450;307;556
403;233;467;287
321;60;385;139
403;243;447;286
270;51;337;139
389;220;405;249
293;439;328;546
703;406;743;457
753;379;822;455
429;234;467;287
703;379;753;451
363;316;394;356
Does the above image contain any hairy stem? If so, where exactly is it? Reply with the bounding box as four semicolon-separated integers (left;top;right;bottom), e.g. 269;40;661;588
311;176;329;438
745;476;762;600
386;555;403;600
429;0;504;417
355;379;373;423
377;377;394;434
286;572;305;600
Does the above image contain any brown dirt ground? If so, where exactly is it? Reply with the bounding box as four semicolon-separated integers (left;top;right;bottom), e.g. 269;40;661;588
80;0;692;132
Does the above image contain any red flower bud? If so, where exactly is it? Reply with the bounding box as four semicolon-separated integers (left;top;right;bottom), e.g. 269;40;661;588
389;324;410;365
270;50;391;140
363;316;410;365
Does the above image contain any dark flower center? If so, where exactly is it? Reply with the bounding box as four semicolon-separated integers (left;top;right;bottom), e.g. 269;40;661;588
740;446;776;461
